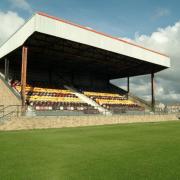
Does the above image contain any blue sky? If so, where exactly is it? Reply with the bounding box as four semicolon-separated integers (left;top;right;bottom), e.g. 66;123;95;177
0;0;180;38
0;0;180;103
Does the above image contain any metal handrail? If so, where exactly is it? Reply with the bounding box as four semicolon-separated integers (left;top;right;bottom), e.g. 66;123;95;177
0;105;21;112
0;111;16;119
0;105;23;118
128;92;151;108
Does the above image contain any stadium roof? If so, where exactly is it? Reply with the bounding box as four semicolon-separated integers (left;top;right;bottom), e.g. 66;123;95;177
0;12;170;78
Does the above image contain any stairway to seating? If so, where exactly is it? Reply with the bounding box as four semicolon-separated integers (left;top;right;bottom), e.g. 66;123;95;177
109;83;151;110
64;85;111;115
8;80;145;115
10;80;99;114
79;87;143;113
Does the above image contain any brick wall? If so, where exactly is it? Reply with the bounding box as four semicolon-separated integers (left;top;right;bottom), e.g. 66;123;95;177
0;114;178;131
0;79;21;106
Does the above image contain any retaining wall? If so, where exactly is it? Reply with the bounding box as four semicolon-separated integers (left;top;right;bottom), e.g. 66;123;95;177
0;114;178;131
0;79;21;106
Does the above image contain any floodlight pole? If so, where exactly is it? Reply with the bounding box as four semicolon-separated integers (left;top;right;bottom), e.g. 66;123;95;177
151;73;155;112
21;46;28;113
4;58;9;81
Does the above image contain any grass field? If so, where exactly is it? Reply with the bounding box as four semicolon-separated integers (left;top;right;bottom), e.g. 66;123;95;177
0;121;180;180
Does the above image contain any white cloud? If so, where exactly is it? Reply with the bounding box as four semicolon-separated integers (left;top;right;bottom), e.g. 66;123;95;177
135;21;180;103
0;11;25;45
113;21;180;104
0;8;178;104
8;0;32;13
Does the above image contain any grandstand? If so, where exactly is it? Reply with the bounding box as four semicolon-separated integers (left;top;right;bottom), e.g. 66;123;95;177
0;12;170;116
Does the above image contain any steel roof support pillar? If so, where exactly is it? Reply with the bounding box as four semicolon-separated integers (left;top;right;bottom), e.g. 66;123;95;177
127;77;130;99
21;46;28;113
151;73;155;112
127;77;130;92
4;58;9;81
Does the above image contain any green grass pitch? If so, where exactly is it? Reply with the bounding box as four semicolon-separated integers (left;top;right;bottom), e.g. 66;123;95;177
0;121;180;180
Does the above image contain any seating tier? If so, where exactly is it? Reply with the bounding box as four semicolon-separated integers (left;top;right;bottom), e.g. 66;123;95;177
83;89;142;111
11;81;98;113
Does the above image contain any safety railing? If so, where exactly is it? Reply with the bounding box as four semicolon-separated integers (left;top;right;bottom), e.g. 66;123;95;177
29;106;171;117
0;104;178;119
0;105;23;120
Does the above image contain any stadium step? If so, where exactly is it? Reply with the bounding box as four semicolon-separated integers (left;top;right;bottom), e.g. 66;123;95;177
64;85;112;115
128;93;151;110
110;83;151;110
